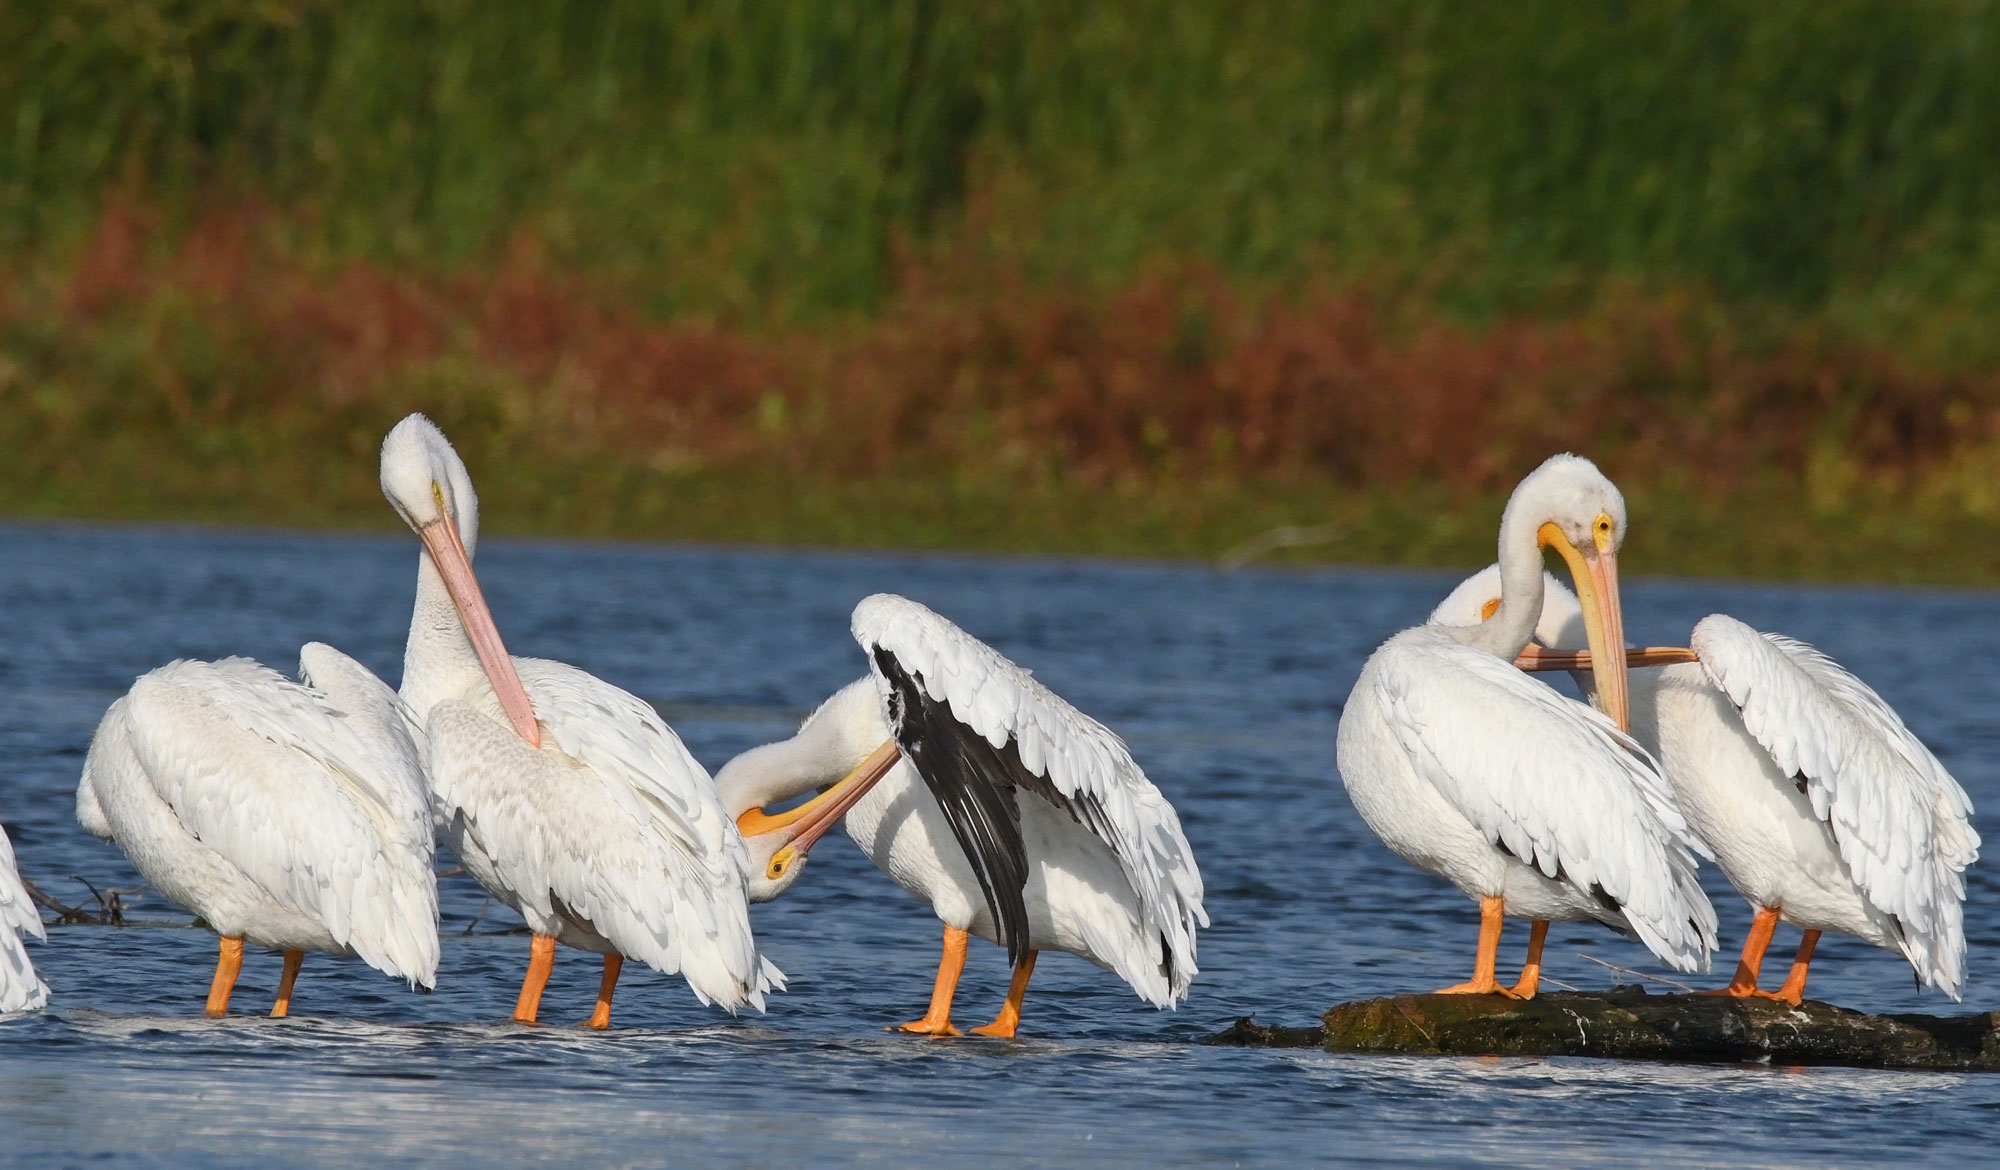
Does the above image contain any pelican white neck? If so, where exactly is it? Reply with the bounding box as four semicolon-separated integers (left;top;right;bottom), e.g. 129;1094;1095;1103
380;414;540;746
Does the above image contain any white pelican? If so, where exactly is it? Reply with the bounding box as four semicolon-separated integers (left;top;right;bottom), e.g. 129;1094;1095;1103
1;821;49;1013
1432;566;1981;1002
381;414;780;1026
75;645;439;1016
1336;454;1717;998
715;593;1206;1038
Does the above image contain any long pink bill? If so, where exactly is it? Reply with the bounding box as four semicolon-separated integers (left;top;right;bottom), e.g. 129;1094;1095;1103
416;516;541;747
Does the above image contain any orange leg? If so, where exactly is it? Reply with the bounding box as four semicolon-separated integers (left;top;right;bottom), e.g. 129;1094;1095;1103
1435;896;1522;997
513;933;557;1024
1506;919;1549;999
1706;906;1780;996
970;951;1039;1038
1767;930;1819;1006
584;954;623;1030
893;925;968;1036
205;936;245;1018
270;949;304;1018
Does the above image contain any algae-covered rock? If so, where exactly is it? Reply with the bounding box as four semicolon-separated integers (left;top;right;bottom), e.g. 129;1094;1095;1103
1210;987;2000;1072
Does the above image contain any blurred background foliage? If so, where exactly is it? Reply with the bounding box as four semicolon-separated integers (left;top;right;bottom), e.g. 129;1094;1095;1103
5;0;2000;580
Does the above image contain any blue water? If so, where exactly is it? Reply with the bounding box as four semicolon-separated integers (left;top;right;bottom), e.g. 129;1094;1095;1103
2;523;1997;1168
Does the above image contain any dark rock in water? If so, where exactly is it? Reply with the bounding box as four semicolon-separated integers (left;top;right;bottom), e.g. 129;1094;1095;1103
1210;1017;1326;1048
1209;986;2000;1072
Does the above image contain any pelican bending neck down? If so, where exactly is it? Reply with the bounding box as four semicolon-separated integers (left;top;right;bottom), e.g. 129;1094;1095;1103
1336;453;1717;998
1;819;49;1013
1436;567;1980;1003
76;644;439;1017
382;414;781;1027
716;593;1207;1038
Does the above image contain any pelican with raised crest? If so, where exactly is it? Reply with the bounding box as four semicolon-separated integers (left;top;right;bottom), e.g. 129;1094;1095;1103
381;414;781;1026
1336;454;1717;997
75;644;439;1017
1432;565;1980;1003
716;593;1206;1038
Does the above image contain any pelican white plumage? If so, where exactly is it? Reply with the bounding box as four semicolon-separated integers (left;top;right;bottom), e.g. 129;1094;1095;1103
1336;454;1717;997
381;414;780;1026
75;644;438;1016
1433;565;1980;1002
715;593;1206;1038
1;821;50;1013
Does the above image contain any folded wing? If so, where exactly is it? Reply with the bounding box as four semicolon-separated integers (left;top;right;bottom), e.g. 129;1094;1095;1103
117;655;440;985
1693;614;1979;996
429;658;781;1010
1370;631;1717;972
0;826;49;1013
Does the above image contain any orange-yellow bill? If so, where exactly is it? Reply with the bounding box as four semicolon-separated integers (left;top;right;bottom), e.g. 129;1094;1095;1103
738;739;904;880
1537;520;1630;731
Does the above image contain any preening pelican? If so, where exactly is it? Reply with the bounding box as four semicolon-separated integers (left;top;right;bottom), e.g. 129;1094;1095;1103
1;821;49;1013
1336;454;1716;997
76;645;439;1016
716;593;1206;1038
381;414;779;1026
1435;566;1981;1002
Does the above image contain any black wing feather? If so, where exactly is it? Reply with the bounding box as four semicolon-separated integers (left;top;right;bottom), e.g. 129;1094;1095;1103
873;646;1126;969
873;647;1040;964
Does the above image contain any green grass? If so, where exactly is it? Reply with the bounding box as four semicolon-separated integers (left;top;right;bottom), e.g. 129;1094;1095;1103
8;2;2000;354
10;2;2000;584
6;413;2000;588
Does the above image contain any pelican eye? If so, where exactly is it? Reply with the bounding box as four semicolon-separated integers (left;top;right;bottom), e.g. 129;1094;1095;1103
767;845;797;881
1592;513;1615;553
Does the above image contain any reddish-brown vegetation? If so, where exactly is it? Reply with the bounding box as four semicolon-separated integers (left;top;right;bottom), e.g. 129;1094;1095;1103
7;197;2000;564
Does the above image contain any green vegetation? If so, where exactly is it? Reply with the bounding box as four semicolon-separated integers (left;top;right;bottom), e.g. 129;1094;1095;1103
12;2;2000;340
5;2;2000;583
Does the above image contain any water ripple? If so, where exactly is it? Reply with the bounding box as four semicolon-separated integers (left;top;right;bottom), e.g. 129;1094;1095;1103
2;525;1996;1166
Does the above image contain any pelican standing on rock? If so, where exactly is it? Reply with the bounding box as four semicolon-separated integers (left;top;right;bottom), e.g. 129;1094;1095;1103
1336;454;1717;997
716;593;1206;1038
1433;566;1980;1002
1;821;49;1013
76;646;439;1016
381;414;780;1027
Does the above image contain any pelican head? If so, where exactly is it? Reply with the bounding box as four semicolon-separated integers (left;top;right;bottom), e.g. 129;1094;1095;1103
1492;454;1631;729
381;414;482;555
1502;454;1628;563
380;413;541;746
712;745;820;902
715;680;905;902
